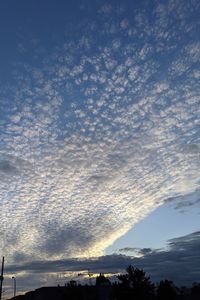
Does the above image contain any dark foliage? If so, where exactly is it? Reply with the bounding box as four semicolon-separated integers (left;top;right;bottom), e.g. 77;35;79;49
11;265;200;300
156;280;177;300
114;265;155;300
191;283;200;300
96;273;111;286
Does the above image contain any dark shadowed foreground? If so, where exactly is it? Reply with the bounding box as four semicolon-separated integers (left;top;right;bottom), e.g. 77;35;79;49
8;266;200;300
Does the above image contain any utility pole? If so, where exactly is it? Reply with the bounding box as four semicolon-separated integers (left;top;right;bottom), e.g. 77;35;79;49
0;256;4;300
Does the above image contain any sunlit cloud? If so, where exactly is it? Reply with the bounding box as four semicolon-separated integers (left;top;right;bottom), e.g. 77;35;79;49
0;0;199;267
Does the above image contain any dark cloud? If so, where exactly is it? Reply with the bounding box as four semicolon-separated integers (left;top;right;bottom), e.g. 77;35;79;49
133;231;200;285
39;224;93;256
118;247;137;253
12;252;33;263
0;155;35;178
182;144;200;155
139;248;153;255
119;247;153;255
168;231;200;251
5;232;200;288
0;160;18;175
5;254;132;274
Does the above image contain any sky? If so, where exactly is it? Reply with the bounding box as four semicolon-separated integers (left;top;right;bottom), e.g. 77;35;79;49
0;0;200;297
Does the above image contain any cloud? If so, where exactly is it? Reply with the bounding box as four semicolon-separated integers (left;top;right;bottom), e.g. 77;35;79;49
165;188;200;208
4;231;200;296
136;231;200;285
0;0;199;272
118;247;137;253
0;160;18;175
118;247;153;257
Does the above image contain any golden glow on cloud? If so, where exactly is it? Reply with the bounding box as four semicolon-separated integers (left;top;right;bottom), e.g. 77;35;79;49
0;0;199;268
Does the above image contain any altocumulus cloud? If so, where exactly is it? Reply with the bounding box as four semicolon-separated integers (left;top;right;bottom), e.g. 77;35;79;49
0;0;200;266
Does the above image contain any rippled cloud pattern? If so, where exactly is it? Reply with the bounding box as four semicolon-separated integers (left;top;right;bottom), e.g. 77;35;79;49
0;0;200;263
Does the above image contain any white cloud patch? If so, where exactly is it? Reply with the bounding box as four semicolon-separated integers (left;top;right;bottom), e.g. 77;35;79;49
0;0;199;269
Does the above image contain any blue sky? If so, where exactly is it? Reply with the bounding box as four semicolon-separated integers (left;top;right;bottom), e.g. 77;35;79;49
0;0;200;296
106;202;200;253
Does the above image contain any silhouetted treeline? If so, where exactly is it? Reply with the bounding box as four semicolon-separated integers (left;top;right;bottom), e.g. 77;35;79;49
10;265;200;300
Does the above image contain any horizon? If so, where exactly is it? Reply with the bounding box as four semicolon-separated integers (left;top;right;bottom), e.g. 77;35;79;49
2;263;200;300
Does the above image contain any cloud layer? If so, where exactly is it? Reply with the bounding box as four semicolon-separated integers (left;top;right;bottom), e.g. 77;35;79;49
4;231;200;296
0;0;199;265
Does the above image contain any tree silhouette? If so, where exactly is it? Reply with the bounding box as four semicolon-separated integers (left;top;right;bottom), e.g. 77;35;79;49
191;283;200;300
156;280;177;300
96;273;111;286
116;265;155;300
